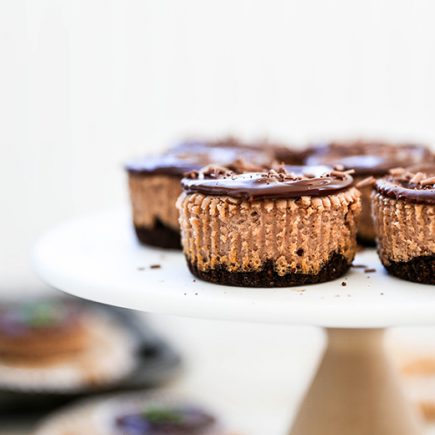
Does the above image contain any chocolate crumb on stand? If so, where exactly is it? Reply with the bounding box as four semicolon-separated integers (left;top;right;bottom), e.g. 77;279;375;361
178;165;361;287
371;164;435;284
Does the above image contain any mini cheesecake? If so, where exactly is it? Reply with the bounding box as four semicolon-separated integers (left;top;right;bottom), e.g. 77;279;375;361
178;165;361;287
99;395;232;435
126;139;273;249
33;395;235;435
0;300;87;364
306;140;433;245
372;165;435;284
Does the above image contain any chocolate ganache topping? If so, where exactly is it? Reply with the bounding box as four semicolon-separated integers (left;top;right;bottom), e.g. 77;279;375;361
306;140;433;176
115;405;216;435
125;139;273;177
0;302;81;337
374;164;435;205
182;165;353;200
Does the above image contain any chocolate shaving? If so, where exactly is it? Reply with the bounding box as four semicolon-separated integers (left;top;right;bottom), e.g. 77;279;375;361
185;170;199;179
226;159;266;174
420;176;435;186
200;164;233;179
410;172;425;184
356;176;376;188
330;170;347;179
389;167;406;175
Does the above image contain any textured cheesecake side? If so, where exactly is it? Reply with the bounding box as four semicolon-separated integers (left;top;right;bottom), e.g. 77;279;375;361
128;174;182;249
305;141;433;245
354;178;376;245
177;187;361;287
372;192;435;284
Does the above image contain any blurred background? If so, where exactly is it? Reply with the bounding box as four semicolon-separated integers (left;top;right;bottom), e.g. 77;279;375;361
1;1;435;434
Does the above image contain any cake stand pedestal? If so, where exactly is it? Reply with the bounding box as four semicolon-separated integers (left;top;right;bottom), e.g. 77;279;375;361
34;209;434;435
290;328;420;435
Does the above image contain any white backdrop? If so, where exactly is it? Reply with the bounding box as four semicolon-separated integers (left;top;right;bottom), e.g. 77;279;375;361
1;0;435;288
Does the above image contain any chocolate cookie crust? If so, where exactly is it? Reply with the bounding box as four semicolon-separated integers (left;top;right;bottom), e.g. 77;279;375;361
187;252;350;287
134;219;182;250
384;256;435;285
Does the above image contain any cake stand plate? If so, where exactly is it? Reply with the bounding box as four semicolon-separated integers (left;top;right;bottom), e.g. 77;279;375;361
34;209;433;328
33;209;432;435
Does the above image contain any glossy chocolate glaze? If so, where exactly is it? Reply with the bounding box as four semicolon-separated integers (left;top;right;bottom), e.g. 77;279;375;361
0;301;81;337
374;164;435;205
306;141;433;176
125;154;202;177
125;140;273;178
182;166;353;200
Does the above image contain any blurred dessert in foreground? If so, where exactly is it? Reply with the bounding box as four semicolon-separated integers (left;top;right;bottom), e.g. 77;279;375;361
305;140;433;245
371;164;434;284
0;301;87;364
126;138;273;249
113;402;222;434
33;393;238;435
0;299;137;392
178;163;361;287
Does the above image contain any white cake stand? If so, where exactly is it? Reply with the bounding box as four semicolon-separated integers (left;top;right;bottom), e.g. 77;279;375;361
33;209;435;435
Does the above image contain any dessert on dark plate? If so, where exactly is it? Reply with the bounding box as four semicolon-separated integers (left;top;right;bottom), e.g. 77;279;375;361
0;299;141;397
114;404;219;435
371;164;435;284
305;140;433;245
33;394;235;435
126;138;273;249
0;299;181;414
178;163;361;287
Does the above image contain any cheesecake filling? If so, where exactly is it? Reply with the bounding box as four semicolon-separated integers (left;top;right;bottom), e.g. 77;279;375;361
178;189;360;277
128;174;182;231
371;165;434;284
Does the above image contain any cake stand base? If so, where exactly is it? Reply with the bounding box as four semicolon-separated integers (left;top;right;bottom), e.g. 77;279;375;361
289;328;422;435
